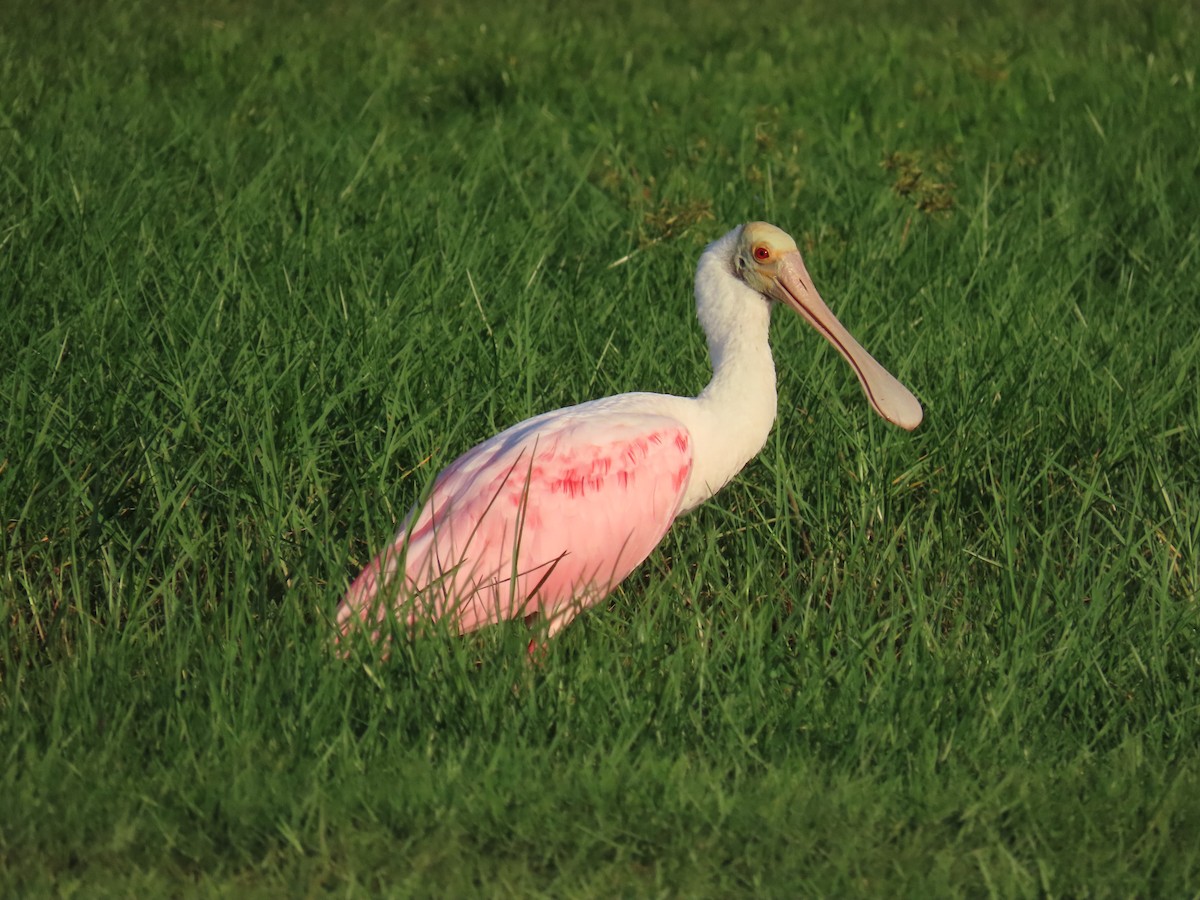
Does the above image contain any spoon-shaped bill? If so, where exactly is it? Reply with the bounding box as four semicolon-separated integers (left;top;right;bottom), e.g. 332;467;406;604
771;252;922;431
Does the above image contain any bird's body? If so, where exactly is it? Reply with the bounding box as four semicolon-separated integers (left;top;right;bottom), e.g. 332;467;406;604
337;223;921;645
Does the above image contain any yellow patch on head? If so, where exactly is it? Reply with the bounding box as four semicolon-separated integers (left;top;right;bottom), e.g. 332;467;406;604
733;222;799;293
740;221;796;248
739;222;798;263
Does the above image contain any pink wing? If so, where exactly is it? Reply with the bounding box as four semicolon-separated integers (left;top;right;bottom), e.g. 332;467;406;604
337;405;693;641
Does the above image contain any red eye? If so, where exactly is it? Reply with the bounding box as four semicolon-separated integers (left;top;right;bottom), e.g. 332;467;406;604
753;245;771;261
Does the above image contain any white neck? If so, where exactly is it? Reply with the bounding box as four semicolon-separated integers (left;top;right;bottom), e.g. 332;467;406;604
675;231;779;512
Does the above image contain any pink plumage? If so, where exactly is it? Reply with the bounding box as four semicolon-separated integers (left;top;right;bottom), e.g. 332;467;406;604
337;402;693;641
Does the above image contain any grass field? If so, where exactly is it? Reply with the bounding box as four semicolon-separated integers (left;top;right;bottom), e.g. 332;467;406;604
3;0;1199;894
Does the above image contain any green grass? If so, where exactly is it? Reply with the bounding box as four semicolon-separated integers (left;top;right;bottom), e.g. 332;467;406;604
3;0;1199;894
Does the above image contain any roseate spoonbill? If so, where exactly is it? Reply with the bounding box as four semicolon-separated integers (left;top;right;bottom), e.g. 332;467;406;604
337;222;921;647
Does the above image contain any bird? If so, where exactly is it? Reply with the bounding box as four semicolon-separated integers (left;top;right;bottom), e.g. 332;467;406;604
336;221;922;648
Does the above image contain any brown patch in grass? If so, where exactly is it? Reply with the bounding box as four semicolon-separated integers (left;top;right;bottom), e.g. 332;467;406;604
882;150;956;215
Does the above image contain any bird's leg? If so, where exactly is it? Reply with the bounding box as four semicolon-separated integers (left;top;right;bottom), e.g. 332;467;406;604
522;603;584;661
526;637;549;663
522;611;547;662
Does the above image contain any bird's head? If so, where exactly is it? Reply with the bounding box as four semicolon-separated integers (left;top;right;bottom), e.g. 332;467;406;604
731;221;923;431
732;221;799;292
